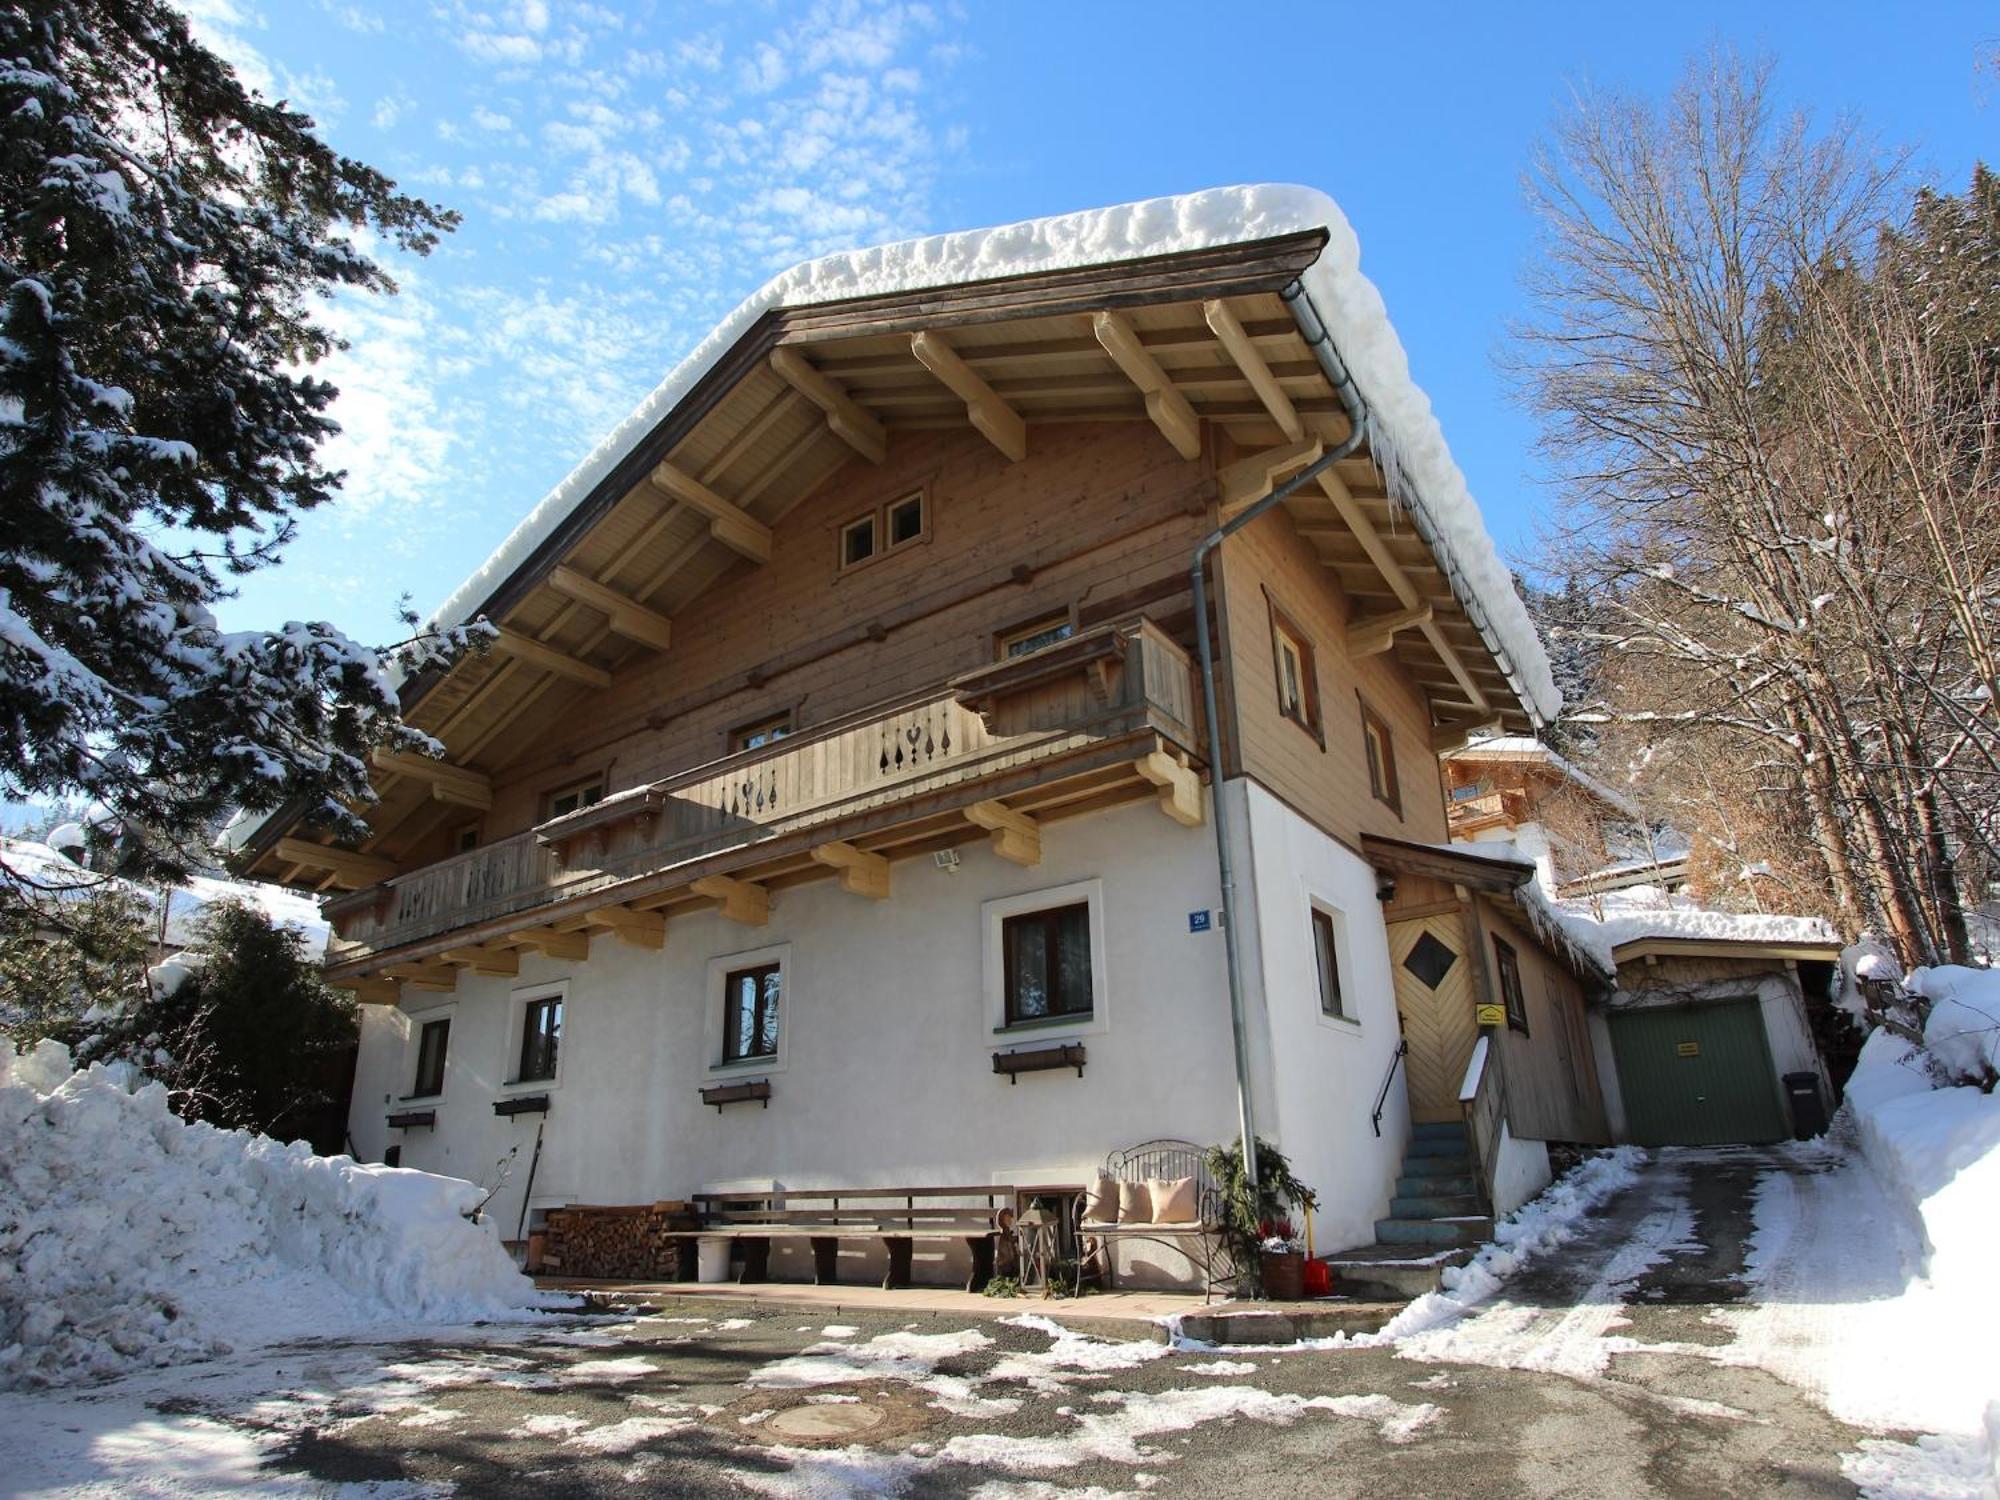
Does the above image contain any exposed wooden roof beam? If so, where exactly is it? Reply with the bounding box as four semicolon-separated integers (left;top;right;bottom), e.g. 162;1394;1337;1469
580;904;667;950
691;873;769;926
1204;299;1303;441
1432;714;1503;754
1133;750;1203;828
273;837;395;889
439;943;520;976
770;347;887;464
1218;437;1322;520
369;749;493;810
965;799;1040;866
648;462;774;563
1091;310;1202;460
380;962;457;992
546;565;674;651
1346;604;1433;659
493;627;612;689
501;925;590;961
909;330;1027;461
810;840;890;899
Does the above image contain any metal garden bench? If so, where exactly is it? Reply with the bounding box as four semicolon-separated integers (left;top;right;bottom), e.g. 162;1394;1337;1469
1076;1138;1237;1300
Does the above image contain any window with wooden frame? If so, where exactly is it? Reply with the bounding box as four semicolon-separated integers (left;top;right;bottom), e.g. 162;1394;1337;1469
544;775;605;820
729;712;793;753
1492;936;1529;1034
995;610;1075;661
410;1016;450;1098
837;490;927;572
516;995;562;1082
1265;597;1321;739
1310;906;1348;1021
721;962;781;1063
1359;699;1401;816
1001;901;1093;1026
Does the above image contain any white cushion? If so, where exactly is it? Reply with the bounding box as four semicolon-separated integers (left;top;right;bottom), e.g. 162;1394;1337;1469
1117;1179;1153;1225
1149;1175;1198;1224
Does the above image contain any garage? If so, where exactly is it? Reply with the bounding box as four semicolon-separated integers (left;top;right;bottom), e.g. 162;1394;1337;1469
1607;999;1787;1146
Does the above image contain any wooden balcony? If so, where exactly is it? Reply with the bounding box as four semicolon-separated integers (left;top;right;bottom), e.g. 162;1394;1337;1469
325;619;1201;976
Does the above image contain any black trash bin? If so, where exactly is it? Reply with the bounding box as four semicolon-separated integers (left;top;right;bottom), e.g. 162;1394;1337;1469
1782;1071;1827;1140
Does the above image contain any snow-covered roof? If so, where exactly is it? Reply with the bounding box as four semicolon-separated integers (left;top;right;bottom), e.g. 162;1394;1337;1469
1445;735;1641;822
1;838;330;957
414;184;1557;722
1547;883;1840;969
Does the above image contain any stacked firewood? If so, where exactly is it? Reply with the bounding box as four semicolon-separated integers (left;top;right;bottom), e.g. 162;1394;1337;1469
537;1201;702;1280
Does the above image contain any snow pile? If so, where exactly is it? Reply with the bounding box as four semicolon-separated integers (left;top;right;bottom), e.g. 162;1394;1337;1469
1835;995;2000;1487
0;1038;543;1389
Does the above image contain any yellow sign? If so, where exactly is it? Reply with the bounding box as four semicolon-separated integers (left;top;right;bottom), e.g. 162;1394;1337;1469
1677;1041;1701;1057
1475;1003;1507;1027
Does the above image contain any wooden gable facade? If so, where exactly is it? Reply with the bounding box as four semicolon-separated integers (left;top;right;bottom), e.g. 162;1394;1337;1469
231;229;1545;997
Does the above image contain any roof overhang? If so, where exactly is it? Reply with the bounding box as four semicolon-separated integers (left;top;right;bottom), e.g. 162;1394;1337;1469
1612;936;1844;967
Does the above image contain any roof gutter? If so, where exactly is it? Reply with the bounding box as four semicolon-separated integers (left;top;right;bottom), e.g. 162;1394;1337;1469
1187;282;1369;1221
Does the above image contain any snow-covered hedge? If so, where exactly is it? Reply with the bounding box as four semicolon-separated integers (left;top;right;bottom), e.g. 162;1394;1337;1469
1840;970;2000;1485
0;1039;543;1389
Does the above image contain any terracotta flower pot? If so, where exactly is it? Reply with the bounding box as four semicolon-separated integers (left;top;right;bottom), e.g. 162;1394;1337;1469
1260;1249;1304;1301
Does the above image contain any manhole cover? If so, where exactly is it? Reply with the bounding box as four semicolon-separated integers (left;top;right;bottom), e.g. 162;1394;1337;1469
765;1402;887;1440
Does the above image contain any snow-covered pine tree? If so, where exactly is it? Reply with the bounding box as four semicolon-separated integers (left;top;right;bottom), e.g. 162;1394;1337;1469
0;1;484;900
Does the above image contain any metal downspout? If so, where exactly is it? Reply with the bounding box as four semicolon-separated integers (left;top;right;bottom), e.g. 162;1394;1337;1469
1191;275;1370;1213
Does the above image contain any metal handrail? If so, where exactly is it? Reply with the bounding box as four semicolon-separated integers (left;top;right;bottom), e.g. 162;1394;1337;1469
1371;1038;1410;1138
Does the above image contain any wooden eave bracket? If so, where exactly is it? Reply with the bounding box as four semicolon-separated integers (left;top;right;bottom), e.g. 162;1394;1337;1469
501;925;591;961
1092;310;1201;460
648;462;775;563
493;627;612;689
329;975;402;1006
1217;437;1323;521
580;904;667;950
965;800;1040;867
691;873;770;926
1134;749;1203;828
545;565;674;651
370;748;494;810
439;944;520;977
770;347;887;464
1204;299;1303;441
910;330;1027;462
1346;604;1433;659
381;962;457;992
811;841;891;899
272;837;396;890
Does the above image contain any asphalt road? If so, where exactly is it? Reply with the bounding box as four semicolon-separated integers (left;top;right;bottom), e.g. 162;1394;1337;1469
226;1149;1891;1497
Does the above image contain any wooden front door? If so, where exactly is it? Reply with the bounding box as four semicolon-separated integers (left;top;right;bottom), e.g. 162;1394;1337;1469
1388;912;1480;1125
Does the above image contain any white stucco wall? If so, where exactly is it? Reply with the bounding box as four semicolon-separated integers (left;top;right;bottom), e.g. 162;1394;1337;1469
349;797;1250;1265
1588;962;1825;1141
1488;1121;1553;1216
1232;781;1408;1255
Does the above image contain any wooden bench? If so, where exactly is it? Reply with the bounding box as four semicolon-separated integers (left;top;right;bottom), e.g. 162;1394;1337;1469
1077;1139;1236;1300
683;1185;1017;1290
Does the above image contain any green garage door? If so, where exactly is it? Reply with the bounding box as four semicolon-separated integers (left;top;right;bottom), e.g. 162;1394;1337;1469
1608;1000;1787;1146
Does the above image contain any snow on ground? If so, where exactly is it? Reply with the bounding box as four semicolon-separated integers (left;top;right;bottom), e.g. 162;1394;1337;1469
0;1038;550;1390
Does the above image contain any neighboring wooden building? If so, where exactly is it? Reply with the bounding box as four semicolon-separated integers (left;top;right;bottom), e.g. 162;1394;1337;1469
227;186;1600;1281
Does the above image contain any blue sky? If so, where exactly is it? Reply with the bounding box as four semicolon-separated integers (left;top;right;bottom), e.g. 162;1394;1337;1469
184;0;1999;648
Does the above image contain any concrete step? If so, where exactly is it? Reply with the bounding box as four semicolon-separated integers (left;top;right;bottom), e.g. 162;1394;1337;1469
1321;1244;1476;1301
1410;1121;1469;1143
1404;1136;1471;1160
1396;1174;1477;1198
1373;1214;1495;1249
1389;1193;1485;1219
1400;1154;1473;1180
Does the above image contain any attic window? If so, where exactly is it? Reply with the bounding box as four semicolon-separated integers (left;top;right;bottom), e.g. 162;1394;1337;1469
730;712;793;753
840;514;877;568
1360;699;1401;816
997;612;1075;661
886;492;926;547
1266;595;1320;740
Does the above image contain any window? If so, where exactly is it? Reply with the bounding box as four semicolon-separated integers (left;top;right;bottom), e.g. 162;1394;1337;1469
1360;701;1401;816
1266;597;1320;738
730;713;793;753
886;492;925;547
1002;901;1093;1026
722;962;781;1063
1311;907;1347;1020
545;776;604;820
517;995;562;1082
840;513;877;568
411;1017;450;1097
996;612;1075;661
454;825;480;855
1493;936;1528;1034
837;492;927;571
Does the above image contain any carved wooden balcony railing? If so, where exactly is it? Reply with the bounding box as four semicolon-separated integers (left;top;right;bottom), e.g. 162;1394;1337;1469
325;619;1198;964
